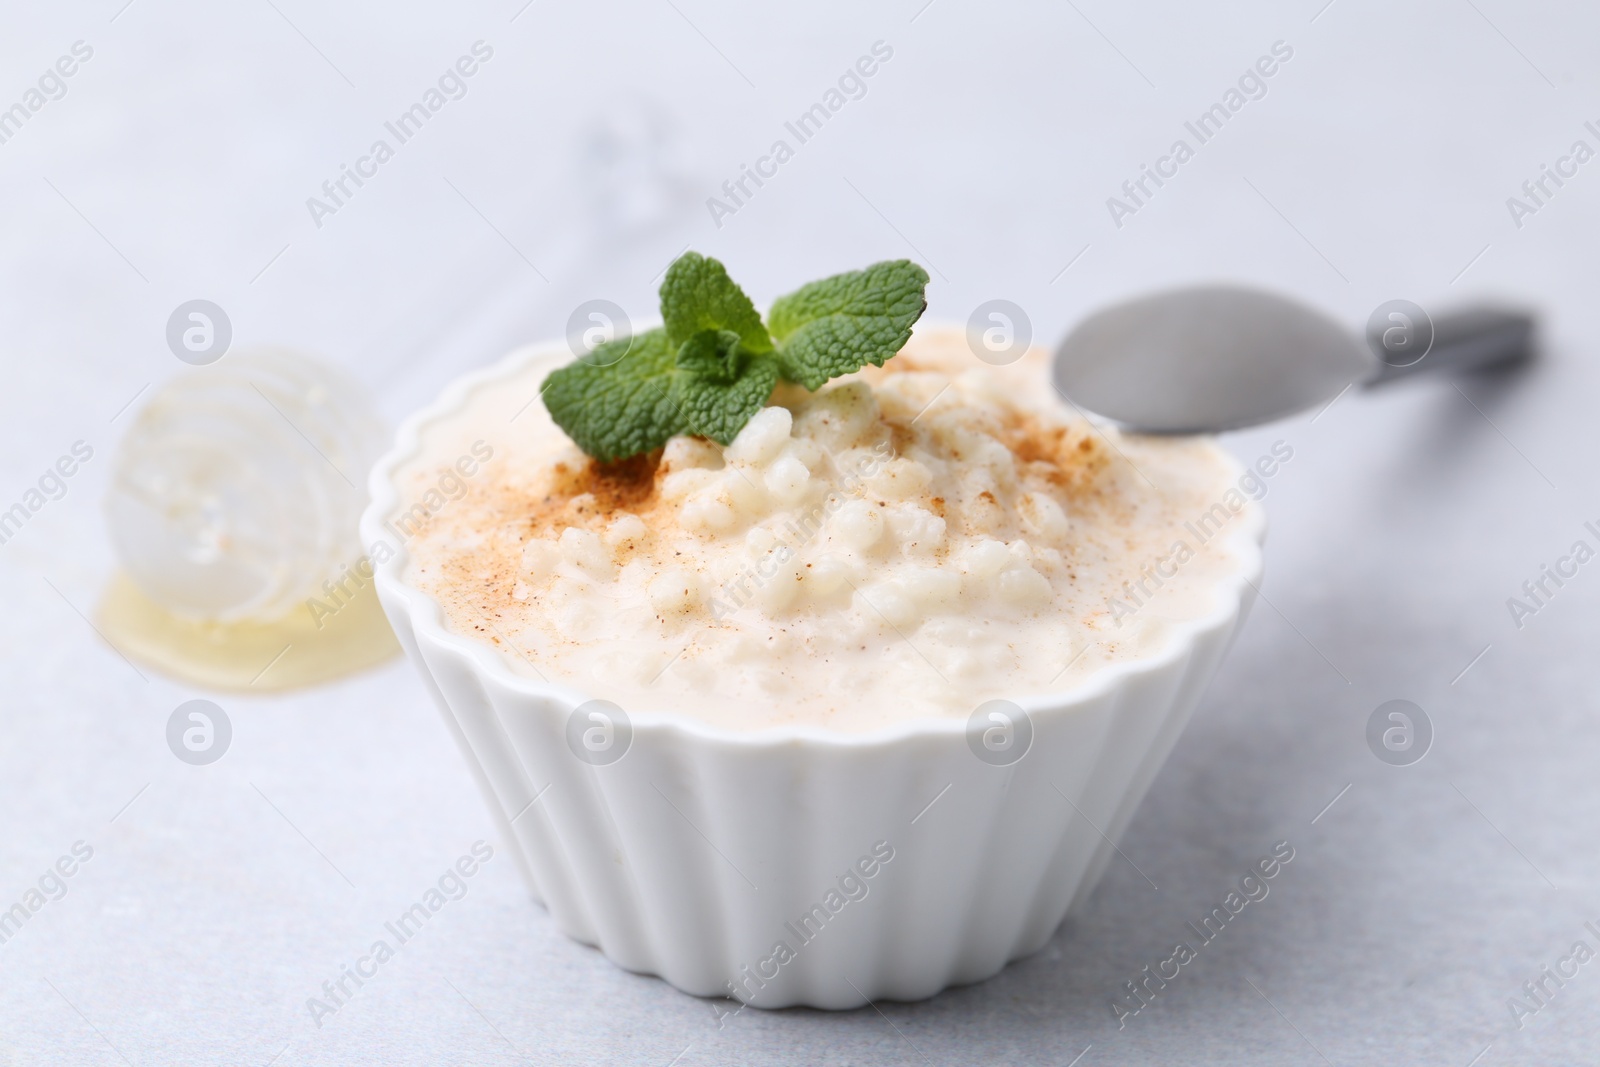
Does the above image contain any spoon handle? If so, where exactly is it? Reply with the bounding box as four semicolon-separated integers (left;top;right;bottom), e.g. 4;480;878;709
1364;308;1534;386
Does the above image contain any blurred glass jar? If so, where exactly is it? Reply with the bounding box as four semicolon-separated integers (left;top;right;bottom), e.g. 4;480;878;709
106;349;385;622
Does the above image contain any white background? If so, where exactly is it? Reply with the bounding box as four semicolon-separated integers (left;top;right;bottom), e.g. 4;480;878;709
2;0;1597;1063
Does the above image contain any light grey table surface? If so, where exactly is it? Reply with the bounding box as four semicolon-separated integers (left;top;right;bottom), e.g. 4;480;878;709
2;1;1597;1063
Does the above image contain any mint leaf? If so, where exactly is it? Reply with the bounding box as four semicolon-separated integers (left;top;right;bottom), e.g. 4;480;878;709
541;329;684;462
660;252;773;354
768;260;930;390
673;345;780;445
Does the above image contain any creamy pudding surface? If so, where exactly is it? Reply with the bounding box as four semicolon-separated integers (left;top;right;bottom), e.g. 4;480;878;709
394;327;1257;733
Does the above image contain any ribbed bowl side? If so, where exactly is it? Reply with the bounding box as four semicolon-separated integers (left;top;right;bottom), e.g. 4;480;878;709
390;577;1253;1008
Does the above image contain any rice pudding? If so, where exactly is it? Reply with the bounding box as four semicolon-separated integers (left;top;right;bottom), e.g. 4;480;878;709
394;327;1259;733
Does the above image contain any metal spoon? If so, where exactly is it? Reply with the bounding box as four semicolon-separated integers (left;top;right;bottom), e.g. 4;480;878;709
1051;285;1534;434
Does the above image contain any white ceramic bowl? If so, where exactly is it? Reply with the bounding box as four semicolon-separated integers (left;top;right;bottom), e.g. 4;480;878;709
361;339;1265;1009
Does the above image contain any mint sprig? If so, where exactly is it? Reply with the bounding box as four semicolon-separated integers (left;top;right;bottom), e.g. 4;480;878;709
542;253;929;462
